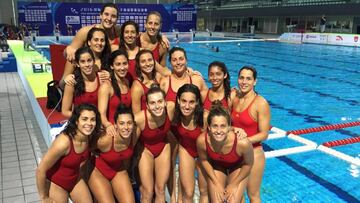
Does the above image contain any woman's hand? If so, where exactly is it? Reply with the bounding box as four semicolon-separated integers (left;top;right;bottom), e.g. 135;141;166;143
213;181;226;203
64;74;76;86
98;70;110;83
105;124;117;137
233;127;247;140
225;184;239;203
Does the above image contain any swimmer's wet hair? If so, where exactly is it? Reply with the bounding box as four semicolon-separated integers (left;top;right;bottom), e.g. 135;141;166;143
207;100;231;126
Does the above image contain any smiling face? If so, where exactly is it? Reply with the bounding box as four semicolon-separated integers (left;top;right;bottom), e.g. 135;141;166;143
178;92;197;117
238;69;257;94
209;65;227;88
111;54;128;78
145;14;161;37
100;6;118;29
139;52;155;75
123;24;138;46
77;52;94;76
208;115;230;143
170;50;187;74
147;92;166;117
116;113;134;139
76;110;96;136
88;31;106;54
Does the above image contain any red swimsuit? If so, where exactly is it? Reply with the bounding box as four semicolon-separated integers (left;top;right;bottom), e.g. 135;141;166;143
127;58;137;83
140;111;171;157
46;136;90;192
107;91;132;124
205;133;243;169
165;75;193;103
203;90;228;111
137;79;150;111
94;137;134;180
138;38;161;63
73;76;100;107
171;123;201;158
231;96;261;148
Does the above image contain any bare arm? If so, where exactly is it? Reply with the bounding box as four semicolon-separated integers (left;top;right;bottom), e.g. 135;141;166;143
64;26;91;61
228;138;254;187
98;82;117;137
131;80;144;114
247;97;271;144
36;134;70;201
59;60;76;89
159;45;168;67
61;83;75;118
155;61;171;77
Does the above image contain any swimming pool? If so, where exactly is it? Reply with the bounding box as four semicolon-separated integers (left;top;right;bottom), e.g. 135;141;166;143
38;37;360;202
180;41;360;202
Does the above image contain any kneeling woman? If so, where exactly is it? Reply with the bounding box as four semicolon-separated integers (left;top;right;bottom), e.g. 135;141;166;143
196;104;254;203
88;105;140;203
36;104;102;203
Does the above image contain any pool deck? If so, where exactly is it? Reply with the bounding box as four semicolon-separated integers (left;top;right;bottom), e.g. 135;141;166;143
0;72;47;203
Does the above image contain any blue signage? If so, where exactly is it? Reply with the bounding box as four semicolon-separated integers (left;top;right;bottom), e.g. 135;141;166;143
18;2;196;36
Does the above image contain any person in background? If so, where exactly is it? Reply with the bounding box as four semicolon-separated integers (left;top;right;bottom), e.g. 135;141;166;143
36;104;101;203
320;15;326;33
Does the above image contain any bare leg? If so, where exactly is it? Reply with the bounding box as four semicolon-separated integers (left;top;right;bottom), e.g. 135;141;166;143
112;170;135;203
227;168;249;203
167;134;179;203
139;148;155;203
196;161;209;203
247;147;265;203
154;143;171;203
178;146;196;203
206;169;227;203
70;178;93;203
88;167;116;203
48;182;69;203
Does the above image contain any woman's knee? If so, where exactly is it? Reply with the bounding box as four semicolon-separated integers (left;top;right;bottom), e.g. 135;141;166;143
182;186;194;200
141;185;154;199
154;184;166;196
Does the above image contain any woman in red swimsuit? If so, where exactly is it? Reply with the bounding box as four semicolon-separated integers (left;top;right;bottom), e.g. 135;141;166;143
197;104;254;203
159;47;208;202
62;47;102;118
60;27;111;90
88;105;140;203
138;11;168;67
231;66;271;203
134;85;175;203
98;49;132;137
36;104;101;203
118;20;141;82
202;61;232;125
171;84;208;203
130;49;163;114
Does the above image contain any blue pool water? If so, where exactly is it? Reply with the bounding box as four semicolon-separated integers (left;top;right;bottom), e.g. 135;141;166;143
179;41;360;202
39;38;360;202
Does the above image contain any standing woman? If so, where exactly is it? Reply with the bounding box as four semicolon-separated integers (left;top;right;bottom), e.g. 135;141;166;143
118;20;141;82
98;49;132;137
61;47;101;118
231;66;271;203
60;27;111;89
130;49;163;113
160;47;208;104
139;11;168;68
134;85;174;203
196;104;254;203
88;105;140;203
202;61;232;123
36;104;102;203
171;84;208;203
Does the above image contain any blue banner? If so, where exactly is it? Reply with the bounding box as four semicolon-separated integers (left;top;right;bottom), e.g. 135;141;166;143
18;2;196;36
18;2;53;36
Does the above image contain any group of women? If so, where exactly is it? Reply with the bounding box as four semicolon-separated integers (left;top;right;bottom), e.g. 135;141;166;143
36;3;271;203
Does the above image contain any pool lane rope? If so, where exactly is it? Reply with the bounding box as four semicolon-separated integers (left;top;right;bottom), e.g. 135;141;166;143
322;136;360;148
286;121;360;135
